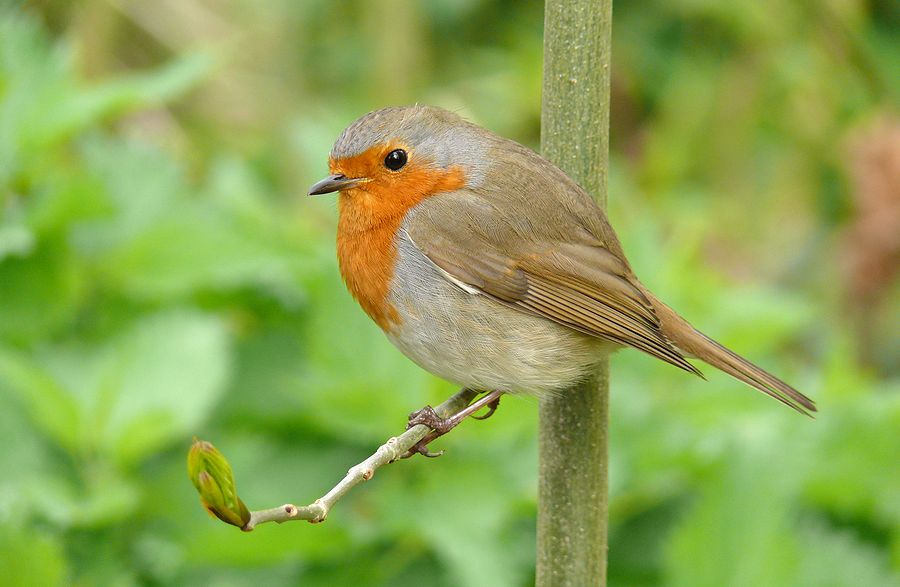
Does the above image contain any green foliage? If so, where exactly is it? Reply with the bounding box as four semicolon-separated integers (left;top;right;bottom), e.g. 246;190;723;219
0;3;897;586
0;525;68;587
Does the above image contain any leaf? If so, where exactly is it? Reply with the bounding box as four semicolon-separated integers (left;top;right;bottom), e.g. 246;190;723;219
73;136;188;252
100;205;302;300
0;383;52;498
372;454;534;587
26;51;212;148
804;387;900;526
26;467;141;529
0;346;81;453
0;239;82;344
793;519;900;587
0;210;34;260
0;525;68;587
97;311;231;466
663;445;803;587
0;310;231;467
0;14;209;185
75;140;312;301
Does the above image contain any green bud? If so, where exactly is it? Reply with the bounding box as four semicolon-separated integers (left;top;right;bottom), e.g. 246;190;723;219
187;438;251;528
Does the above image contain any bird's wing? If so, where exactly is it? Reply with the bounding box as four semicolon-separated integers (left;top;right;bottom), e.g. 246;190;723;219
404;191;701;376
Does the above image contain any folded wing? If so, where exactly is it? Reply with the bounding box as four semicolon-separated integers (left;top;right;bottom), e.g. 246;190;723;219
405;192;701;376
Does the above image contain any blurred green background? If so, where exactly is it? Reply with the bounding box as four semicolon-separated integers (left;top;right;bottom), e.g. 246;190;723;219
1;1;898;585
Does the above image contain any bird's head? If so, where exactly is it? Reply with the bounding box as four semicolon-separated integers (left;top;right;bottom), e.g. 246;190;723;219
308;106;490;202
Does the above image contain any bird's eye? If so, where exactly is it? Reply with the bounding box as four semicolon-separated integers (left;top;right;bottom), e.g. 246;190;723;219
384;149;408;171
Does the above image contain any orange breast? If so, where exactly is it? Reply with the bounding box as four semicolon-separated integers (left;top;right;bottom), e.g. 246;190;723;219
335;150;465;332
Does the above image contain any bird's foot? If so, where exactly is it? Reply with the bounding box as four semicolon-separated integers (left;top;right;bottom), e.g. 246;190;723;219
406;405;455;434
403;390;504;459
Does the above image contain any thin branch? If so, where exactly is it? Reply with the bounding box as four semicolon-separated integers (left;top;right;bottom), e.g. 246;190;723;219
240;388;479;531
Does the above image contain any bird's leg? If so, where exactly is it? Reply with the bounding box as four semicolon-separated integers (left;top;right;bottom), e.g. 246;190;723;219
403;390;504;458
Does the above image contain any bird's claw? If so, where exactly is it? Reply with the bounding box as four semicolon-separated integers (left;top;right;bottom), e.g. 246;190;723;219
472;395;501;420
403;435;445;459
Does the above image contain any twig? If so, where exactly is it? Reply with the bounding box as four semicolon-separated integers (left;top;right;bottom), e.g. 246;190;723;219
240;388;479;531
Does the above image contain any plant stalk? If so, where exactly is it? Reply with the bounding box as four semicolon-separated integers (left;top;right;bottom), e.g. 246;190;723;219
536;1;613;585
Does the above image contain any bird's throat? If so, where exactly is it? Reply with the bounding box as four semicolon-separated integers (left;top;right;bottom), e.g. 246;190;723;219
335;166;466;332
337;195;402;331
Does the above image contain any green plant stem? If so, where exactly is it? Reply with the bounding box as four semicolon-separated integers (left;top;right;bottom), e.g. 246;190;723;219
537;1;613;585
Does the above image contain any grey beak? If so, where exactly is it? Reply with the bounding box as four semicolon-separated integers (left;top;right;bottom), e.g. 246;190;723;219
307;174;364;196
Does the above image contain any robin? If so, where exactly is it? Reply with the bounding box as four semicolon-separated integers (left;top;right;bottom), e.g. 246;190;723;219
309;105;815;452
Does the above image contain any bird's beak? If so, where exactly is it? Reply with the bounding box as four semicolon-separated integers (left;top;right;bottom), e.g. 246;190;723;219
307;173;365;196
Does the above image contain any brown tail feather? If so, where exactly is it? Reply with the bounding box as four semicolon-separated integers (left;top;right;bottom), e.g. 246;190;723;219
647;294;817;416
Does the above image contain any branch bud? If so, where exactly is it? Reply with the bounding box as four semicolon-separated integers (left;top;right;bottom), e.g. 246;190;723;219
187;438;251;528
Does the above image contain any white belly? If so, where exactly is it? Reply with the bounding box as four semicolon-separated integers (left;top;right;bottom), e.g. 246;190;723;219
385;231;609;396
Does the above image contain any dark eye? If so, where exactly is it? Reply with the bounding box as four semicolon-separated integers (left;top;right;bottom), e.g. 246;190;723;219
384;149;407;171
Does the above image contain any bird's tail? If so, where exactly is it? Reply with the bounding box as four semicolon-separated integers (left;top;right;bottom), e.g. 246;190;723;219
648;294;817;416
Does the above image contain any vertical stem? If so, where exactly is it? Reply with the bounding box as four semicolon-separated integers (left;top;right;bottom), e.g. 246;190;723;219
537;1;613;586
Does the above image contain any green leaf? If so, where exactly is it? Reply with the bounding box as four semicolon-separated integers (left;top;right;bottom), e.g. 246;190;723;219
0;384;52;505
804;389;900;526
372;454;534;587
663;446;803;587
0;239;82;344
76;140;311;301
0;14;209;186
794;519;900;587
0;208;34;260
0;346;81;453
0;525;68;587
26;467;141;529
73;136;187;252
100;205;302;300
0;310;230;465
98;311;232;466
26;51;212;148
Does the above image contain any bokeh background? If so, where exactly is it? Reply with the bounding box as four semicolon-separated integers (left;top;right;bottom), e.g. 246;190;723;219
1;1;898;585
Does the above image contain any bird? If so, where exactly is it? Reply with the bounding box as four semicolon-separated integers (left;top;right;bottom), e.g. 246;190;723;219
308;105;816;439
